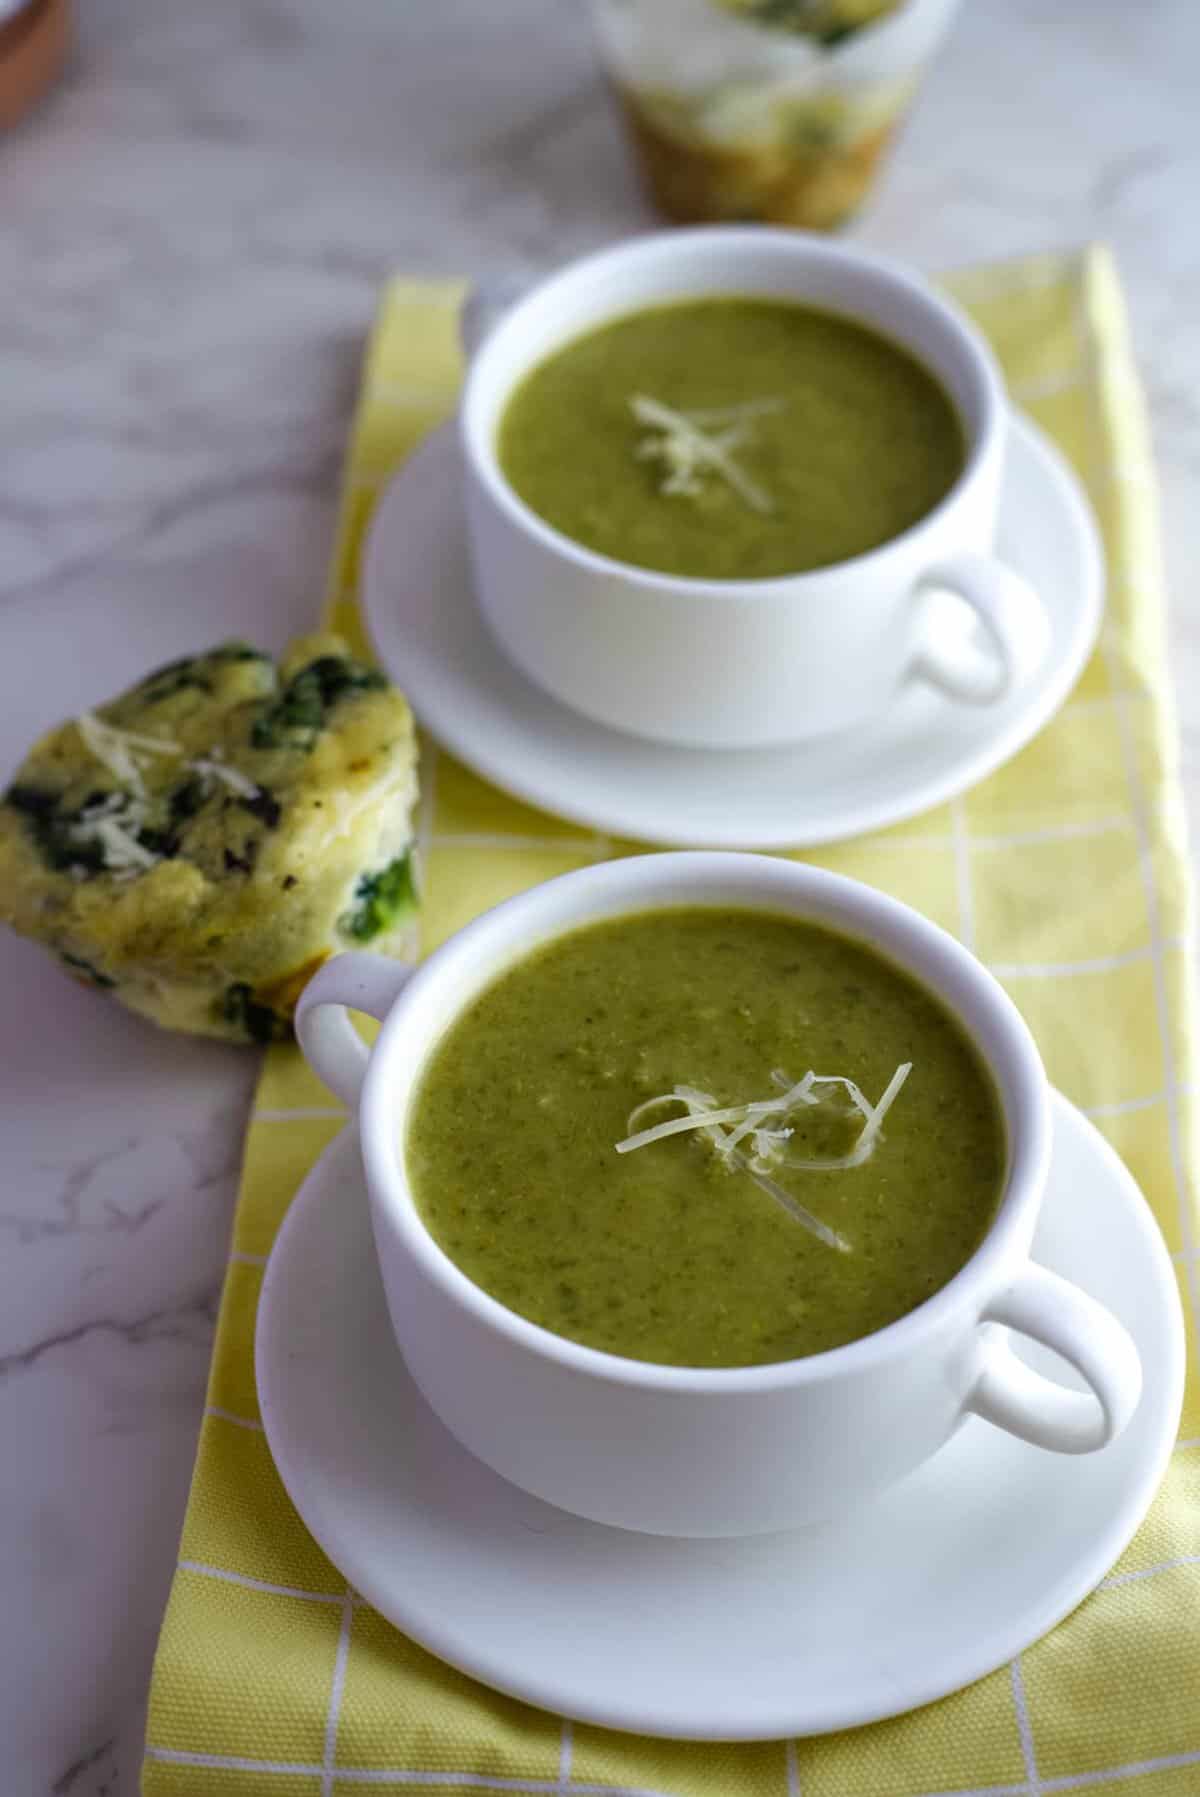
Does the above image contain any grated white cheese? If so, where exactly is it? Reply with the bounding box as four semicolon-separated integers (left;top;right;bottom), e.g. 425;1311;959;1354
614;1062;914;1253
620;1093;785;1155
773;1068;874;1125
73;708;269;867
734;1155;850;1253
677;399;785;427
664;1085;848;1251
630;393;778;514
85;817;159;872
68;794;158;873
76;711;180;799
191;752;260;800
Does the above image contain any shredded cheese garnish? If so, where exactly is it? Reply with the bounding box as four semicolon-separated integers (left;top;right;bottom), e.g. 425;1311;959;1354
67;793;158;873
620;1095;784;1152
73;715;266;871
76;712;181;799
656;1083;849;1252
679;400;786;426
614;1063;913;1254
191;752;260;799
630;393;781;514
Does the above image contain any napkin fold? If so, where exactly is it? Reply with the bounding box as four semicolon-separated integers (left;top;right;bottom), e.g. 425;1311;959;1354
143;248;1199;1797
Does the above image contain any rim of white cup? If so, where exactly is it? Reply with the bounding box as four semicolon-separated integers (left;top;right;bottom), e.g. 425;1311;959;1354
360;853;1053;1393
459;225;1007;597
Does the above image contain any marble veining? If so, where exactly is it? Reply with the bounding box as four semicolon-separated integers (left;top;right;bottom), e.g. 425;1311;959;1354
1;1;1198;1791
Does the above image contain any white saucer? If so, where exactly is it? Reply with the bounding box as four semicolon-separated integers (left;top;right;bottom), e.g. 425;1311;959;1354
256;1094;1183;1741
362;415;1102;849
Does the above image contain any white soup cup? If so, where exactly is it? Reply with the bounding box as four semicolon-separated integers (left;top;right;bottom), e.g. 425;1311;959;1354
460;228;1052;749
295;853;1141;1538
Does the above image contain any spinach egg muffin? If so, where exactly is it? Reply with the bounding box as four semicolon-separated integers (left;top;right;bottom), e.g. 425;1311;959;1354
0;634;419;1042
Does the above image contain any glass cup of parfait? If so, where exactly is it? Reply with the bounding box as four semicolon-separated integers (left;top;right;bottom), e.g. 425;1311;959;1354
591;0;962;231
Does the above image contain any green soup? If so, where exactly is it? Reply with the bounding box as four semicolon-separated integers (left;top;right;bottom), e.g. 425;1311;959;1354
406;908;1005;1368
497;297;965;581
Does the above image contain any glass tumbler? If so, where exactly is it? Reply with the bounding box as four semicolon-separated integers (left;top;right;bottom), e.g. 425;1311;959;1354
591;0;962;230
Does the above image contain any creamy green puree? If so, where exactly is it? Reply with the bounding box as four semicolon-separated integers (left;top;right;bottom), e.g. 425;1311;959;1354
497;297;965;580
495;294;962;575
406;909;1004;1368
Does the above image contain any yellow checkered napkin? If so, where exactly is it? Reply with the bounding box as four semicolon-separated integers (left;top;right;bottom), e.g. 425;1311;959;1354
143;249;1200;1797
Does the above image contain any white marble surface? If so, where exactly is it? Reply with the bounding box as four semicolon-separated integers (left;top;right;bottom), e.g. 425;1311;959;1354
1;2;1197;1792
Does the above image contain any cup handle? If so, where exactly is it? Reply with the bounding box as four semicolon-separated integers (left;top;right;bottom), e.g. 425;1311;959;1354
910;552;1053;704
294;951;416;1108
964;1262;1142;1453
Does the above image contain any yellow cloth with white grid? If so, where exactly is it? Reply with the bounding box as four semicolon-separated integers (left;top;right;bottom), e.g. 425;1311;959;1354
143;247;1200;1797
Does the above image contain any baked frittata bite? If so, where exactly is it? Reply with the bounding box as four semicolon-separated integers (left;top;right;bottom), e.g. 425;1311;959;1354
0;633;419;1042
